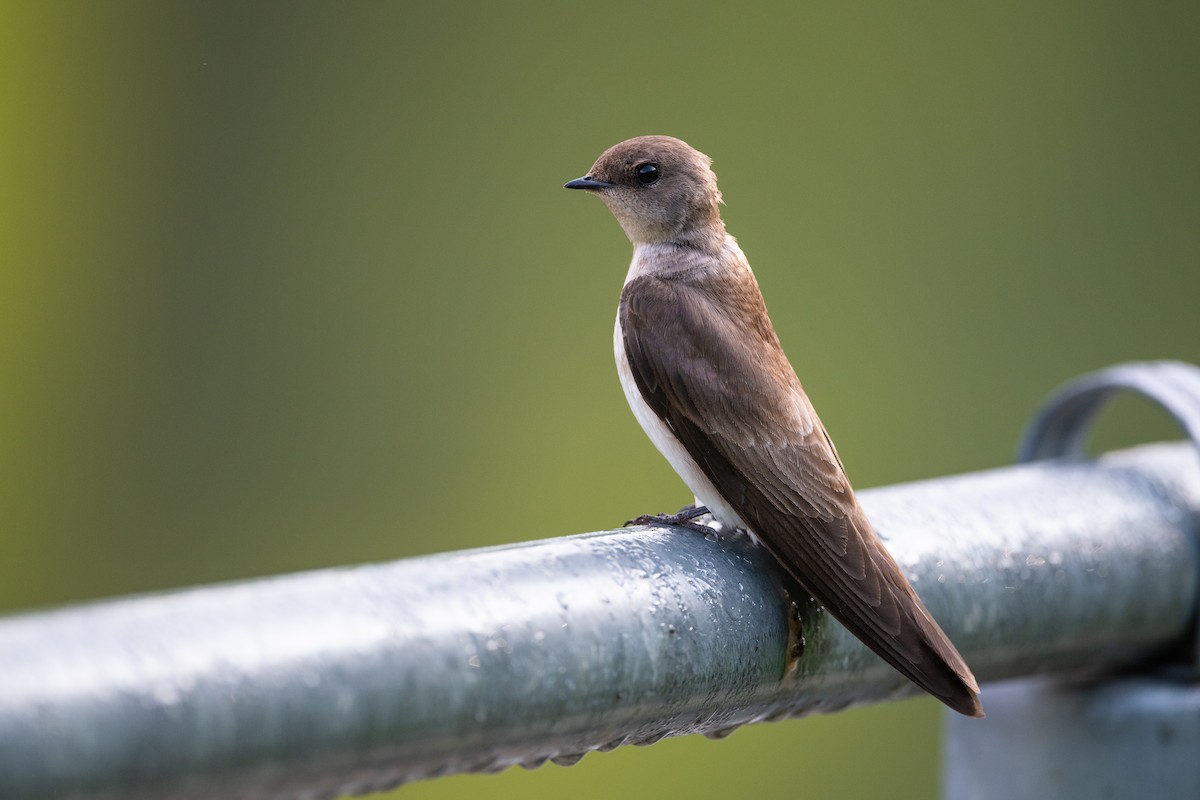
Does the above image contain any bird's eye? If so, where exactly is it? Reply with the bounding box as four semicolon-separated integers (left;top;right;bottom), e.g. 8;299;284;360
635;163;659;185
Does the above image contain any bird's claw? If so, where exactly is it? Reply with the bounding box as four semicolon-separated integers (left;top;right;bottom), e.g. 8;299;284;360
625;504;714;534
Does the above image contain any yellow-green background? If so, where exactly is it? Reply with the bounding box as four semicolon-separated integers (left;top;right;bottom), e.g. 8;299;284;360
2;2;1197;798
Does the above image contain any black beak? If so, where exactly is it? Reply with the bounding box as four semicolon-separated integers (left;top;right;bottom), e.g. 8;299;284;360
564;176;616;190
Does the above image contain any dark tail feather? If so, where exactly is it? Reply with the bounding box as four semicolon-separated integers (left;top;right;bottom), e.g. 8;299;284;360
760;513;984;717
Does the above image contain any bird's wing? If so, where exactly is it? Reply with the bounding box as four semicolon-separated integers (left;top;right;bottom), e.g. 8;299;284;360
619;271;981;716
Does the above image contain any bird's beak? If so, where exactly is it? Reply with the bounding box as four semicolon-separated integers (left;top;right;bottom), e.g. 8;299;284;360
564;176;616;191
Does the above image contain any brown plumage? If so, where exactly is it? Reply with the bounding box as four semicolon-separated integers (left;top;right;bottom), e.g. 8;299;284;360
565;135;983;717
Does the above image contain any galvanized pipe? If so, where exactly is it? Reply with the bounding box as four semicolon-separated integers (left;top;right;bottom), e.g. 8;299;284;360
0;442;1197;799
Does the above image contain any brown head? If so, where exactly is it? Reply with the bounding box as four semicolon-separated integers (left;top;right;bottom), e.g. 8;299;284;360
564;135;725;251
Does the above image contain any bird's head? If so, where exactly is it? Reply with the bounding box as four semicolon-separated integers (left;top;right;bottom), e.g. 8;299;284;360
565;135;724;250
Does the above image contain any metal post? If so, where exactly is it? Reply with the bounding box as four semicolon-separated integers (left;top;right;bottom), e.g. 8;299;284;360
944;678;1200;799
944;360;1200;799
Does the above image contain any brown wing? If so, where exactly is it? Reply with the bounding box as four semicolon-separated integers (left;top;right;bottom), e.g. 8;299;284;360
620;271;982;717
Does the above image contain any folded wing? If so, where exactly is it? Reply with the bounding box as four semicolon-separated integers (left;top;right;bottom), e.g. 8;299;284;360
619;271;981;716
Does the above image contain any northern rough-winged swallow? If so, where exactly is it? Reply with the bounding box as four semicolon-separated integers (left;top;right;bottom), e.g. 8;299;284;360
565;135;983;717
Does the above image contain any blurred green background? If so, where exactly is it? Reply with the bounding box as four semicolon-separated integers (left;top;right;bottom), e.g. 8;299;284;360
2;2;1197;798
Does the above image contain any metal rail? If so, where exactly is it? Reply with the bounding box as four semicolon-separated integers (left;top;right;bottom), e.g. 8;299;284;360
1;366;1198;800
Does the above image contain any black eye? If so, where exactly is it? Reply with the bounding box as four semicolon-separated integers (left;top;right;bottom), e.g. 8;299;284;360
635;163;659;185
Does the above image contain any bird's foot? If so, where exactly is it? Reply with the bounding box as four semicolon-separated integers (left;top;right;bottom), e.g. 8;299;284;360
625;504;714;534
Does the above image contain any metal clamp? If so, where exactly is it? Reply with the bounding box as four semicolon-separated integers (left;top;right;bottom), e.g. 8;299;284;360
1018;360;1200;464
1017;360;1200;673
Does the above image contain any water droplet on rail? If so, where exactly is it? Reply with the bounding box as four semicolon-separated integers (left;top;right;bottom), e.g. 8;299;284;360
551;753;585;767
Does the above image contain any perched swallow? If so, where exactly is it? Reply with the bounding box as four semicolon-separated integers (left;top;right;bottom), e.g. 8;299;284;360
565;135;982;717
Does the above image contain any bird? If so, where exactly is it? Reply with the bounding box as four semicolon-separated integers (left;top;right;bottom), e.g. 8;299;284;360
563;135;983;717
